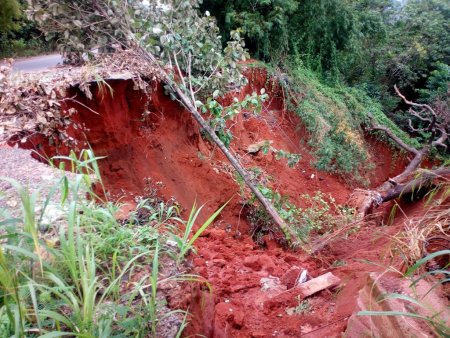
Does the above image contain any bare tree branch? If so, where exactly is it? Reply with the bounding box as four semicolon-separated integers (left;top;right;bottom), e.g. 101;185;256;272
368;114;419;155
394;85;437;117
408;108;432;123
350;86;450;219
382;167;450;202
432;128;448;150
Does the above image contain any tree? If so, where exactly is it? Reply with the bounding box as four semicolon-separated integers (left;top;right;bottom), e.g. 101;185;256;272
202;0;358;78
200;0;298;60
28;0;299;244
0;0;20;34
351;85;449;217
350;0;449;110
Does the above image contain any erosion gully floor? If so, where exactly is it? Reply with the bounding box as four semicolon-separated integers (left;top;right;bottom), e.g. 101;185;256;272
0;143;430;337
2;70;441;337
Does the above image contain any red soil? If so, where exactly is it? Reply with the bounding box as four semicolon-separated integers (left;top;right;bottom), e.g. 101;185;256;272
15;68;418;337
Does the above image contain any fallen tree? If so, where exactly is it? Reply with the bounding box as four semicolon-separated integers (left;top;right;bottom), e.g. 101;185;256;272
27;0;298;243
350;85;449;218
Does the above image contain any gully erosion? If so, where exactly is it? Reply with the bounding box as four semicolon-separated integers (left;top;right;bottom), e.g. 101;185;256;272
9;68;448;338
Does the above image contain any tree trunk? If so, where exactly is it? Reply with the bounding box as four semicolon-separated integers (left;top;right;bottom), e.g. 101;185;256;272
381;167;450;202
137;47;298;244
379;147;429;191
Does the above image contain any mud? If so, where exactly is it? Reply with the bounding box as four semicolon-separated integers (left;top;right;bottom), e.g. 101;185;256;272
13;68;433;337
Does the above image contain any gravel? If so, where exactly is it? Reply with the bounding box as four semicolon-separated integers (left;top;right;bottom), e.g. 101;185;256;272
0;143;76;219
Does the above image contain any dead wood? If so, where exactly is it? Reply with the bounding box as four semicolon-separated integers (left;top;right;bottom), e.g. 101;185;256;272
381;167;450;202
351;86;449;218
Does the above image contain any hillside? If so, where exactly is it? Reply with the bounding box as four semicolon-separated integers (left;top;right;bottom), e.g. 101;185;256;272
1;61;448;337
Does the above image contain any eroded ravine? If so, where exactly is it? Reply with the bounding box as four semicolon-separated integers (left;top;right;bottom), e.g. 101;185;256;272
15;70;418;337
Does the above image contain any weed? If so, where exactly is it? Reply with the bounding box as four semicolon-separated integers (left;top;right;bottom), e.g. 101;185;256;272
171;199;230;264
358;250;450;337
359;186;450;337
246;185;351;245
331;260;347;268
286;298;311;316
198;90;268;147
0;149;218;337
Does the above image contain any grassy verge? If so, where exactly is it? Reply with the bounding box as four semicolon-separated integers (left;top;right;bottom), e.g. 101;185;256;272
358;180;450;337
0;150;218;337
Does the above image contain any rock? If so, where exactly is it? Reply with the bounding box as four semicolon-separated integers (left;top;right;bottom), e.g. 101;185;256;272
280;266;302;289
208;228;227;240
230;308;245;329
212;259;227;268
298;269;309;284
264;272;341;310
244;254;276;273
260;276;286;294
214;302;246;333
166;239;178;248
41;204;65;225
247;140;273;154
345;272;450;338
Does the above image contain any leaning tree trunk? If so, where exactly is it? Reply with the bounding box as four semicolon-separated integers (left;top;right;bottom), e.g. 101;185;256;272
349;86;449;219
136;47;298;244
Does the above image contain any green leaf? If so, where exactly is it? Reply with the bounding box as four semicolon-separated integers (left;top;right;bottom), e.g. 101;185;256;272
358;310;429;321
406;250;450;277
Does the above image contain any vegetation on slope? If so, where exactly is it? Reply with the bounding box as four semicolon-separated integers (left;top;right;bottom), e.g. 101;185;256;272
0;0;448;335
0;150;220;336
0;0;53;58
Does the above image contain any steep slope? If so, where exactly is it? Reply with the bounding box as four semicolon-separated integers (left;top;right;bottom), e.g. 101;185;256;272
11;67;421;337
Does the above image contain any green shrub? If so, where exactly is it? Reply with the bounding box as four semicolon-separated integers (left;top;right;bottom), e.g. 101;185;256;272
263;61;421;179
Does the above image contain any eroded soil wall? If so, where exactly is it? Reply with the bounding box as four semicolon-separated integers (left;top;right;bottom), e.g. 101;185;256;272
14;69;422;337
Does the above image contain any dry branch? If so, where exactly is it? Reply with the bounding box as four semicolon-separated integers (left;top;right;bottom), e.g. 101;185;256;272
381;167;450;202
350;86;450;219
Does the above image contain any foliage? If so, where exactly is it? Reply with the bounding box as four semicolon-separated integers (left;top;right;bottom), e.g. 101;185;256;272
0;1;54;58
202;0;357;78
27;0;248;98
383;0;450;90
171;199;229;264
245;179;352;245
274;150;301;169
27;0;275;180
278;62;415;178
419;63;450;103
198;90;268;147
391;178;450;268
344;0;450;109
362;188;450;337
0;150;215;337
200;0;298;60
0;0;20;34
204;0;449;113
286;298;311;316
418;63;449;129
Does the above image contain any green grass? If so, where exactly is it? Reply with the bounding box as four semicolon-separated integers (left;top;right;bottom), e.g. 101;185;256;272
358;250;450;337
284;64;416;178
0;149;217;337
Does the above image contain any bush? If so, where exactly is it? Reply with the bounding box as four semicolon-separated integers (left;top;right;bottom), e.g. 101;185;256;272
266;61;420;180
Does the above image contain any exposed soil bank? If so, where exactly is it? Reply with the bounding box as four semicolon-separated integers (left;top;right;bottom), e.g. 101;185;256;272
13;69;427;337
